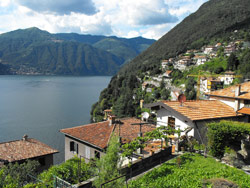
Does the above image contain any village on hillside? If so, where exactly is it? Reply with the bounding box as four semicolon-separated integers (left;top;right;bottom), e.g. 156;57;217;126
142;39;250;100
2;33;250;188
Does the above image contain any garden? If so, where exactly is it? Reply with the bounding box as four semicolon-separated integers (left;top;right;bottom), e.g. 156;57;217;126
127;153;250;188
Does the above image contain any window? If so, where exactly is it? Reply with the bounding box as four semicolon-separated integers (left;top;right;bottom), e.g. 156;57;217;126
168;117;175;129
38;157;46;166
70;141;78;154
95;151;100;159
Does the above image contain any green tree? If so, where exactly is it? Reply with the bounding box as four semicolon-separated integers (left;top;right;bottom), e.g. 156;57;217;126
93;135;124;188
227;53;239;71
160;88;171;100
0;160;39;188
185;78;196;100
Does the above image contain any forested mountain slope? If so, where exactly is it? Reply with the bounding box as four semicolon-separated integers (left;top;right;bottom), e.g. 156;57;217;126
91;0;250;120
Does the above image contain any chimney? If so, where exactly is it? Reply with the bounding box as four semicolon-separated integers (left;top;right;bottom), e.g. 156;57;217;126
108;115;116;126
22;135;28;141
235;84;241;97
234;84;241;111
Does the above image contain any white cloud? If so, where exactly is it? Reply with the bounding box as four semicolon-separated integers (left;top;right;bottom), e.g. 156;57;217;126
15;0;97;15
0;0;11;7
0;0;209;39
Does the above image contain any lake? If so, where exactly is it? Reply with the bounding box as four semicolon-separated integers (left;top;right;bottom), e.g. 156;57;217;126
0;75;111;164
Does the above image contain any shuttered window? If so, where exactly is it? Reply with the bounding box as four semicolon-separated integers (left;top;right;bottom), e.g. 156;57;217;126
168;117;175;128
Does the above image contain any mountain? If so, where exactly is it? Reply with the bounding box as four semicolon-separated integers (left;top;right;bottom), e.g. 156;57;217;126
55;33;155;63
0;27;155;75
91;0;250;120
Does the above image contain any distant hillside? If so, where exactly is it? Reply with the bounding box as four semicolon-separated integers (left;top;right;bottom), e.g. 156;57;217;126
55;33;155;63
0;28;155;75
91;0;250;120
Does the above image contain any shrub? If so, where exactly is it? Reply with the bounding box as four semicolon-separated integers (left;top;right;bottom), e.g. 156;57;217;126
207;120;250;158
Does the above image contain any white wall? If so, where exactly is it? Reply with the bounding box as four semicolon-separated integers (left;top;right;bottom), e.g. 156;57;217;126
156;108;194;137
64;136;104;162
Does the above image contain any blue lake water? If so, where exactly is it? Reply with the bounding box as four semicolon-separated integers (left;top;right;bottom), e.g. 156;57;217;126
0;75;111;164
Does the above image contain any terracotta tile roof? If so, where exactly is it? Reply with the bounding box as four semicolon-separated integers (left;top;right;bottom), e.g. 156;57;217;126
114;118;155;143
60;118;156;149
238;107;250;115
207;82;250;100
165;70;172;75
0;137;58;163
162;100;238;121
61;121;114;149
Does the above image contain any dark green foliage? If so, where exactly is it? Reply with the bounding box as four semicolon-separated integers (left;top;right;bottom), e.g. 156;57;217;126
185;78;196;100
128;153;250;188
0;160;39;187
160;88;171;100
93;135;124;188
227;53;239;71
238;49;250;79
39;157;92;187
207;121;250;159
0;28;154;75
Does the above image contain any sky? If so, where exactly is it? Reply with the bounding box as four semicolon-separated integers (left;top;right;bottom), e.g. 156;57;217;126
0;0;208;40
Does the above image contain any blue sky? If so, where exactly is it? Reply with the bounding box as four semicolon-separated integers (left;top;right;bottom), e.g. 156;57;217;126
0;0;208;39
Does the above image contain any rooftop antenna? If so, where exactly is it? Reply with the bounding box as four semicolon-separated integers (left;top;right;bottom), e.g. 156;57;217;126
178;94;186;107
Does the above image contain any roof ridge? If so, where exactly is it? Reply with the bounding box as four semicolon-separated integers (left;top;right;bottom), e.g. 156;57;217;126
0;137;37;145
60;120;109;132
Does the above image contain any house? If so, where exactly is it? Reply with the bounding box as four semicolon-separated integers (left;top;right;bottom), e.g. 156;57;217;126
193;55;207;66
218;71;236;85
204;45;217;55
200;77;223;94
0;135;58;171
174;56;192;70
206;81;250;121
60;117;155;162
145;100;245;144
161;60;169;70
224;44;236;56
163;70;172;78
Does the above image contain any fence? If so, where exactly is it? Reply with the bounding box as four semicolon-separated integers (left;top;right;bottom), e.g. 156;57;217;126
54;176;77;188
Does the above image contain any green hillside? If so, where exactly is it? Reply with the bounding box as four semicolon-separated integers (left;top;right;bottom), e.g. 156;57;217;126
0;28;154;75
91;0;250;121
55;33;155;63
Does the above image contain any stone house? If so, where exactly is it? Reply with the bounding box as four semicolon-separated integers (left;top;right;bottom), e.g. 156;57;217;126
60;117;155;162
0;135;58;171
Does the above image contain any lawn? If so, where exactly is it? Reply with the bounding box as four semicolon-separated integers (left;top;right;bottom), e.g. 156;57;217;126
128;153;250;188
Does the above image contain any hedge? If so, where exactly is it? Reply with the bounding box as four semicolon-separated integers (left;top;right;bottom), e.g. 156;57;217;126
207;120;250;158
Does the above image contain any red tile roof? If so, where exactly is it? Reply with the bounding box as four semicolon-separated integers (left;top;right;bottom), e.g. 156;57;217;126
238;107;250;115
61;121;114;149
115;118;155;143
0;137;58;163
161;100;238;121
207;82;250;100
60;118;156;149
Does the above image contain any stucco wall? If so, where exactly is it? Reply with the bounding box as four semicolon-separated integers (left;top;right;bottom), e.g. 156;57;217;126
156;108;194;137
64;136;104;162
210;97;245;111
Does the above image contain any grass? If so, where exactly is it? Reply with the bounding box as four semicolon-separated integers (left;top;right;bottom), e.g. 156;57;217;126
127;153;250;188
